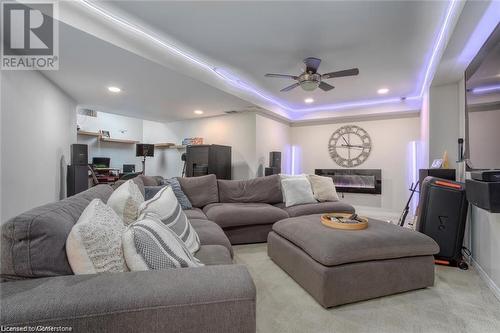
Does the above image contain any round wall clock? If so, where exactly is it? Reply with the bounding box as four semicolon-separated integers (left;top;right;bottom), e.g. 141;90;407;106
328;125;372;167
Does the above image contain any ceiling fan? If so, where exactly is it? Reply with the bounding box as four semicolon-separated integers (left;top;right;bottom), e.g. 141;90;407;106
265;57;359;92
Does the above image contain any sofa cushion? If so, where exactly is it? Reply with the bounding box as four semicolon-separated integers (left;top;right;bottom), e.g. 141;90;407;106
308;174;339;202
107;180;144;225
184;208;208;220
274;201;355;217
162;178;193;209
195;245;233;265
122;216;203;271
138;186;200;254
281;176;317;207
190;219;233;257
218;175;283;204
272;214;440;266
203;203;289;228
177;174;219;208
138;175;163;186
66;199;127;274
113;176;145;198
1;185;114;280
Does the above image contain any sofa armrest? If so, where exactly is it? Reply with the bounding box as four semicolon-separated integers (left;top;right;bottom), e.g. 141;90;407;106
1;265;256;333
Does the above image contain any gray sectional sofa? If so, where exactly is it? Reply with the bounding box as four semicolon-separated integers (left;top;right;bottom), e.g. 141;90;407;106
177;174;355;244
1;174;354;331
1;185;255;332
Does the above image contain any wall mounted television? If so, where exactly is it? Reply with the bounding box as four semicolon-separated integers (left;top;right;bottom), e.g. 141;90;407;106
465;22;500;170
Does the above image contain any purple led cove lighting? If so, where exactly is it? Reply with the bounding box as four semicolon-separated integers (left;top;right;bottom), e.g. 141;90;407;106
472;84;500;94
417;0;460;98
213;68;290;110
78;0;459;114
458;0;500;66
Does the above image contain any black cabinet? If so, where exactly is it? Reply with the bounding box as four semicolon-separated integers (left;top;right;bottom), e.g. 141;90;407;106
185;145;231;180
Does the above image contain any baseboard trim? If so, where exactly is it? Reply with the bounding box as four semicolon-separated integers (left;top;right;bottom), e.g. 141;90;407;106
471;257;500;301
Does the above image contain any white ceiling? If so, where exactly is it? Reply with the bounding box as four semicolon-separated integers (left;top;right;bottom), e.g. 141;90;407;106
433;0;500;86
43;1;483;122
43;23;254;122
105;0;448;108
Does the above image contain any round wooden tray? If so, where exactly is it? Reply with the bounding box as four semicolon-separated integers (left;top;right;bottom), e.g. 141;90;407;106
321;213;369;230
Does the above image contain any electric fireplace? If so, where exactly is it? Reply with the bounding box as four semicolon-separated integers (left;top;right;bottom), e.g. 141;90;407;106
314;169;382;194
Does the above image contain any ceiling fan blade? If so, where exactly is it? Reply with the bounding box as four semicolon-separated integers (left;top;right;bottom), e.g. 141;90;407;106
322;68;359;79
280;82;300;92
318;81;335;91
304;57;321;73
265;73;298;80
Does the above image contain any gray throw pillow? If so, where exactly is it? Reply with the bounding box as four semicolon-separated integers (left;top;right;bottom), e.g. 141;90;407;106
162;178;193;210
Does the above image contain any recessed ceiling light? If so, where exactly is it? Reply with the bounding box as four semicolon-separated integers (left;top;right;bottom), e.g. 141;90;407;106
304;98;314;104
377;88;389;95
108;86;121;93
194;110;204;115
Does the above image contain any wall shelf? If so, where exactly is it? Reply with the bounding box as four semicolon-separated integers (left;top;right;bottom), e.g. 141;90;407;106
155;143;175;149
100;137;139;144
77;130;101;137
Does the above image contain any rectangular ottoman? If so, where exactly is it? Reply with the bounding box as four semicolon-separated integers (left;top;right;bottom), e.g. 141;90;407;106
267;214;440;308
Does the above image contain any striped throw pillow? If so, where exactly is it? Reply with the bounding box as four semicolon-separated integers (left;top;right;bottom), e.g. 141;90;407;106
122;215;203;270
138;185;200;254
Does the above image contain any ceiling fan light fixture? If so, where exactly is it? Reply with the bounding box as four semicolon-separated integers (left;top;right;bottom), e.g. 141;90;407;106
377;88;389;95
304;98;314;104
300;81;320;91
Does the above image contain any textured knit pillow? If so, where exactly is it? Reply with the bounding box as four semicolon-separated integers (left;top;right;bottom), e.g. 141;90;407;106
281;176;317;207
308;175;339;202
122;215;203;271
107;180;144;225
138;186;200;253
162;178;193;210
66;199;127;274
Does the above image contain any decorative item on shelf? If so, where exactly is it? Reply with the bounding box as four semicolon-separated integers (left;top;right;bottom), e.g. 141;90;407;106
321;213;368;230
136;144;155;175
182;137;203;145
430;159;443;169
442;150;449;168
328;125;372;167
99;130;110;138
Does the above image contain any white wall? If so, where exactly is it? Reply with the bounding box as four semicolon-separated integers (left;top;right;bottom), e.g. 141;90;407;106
291;116;420;214
429;83;461;168
142;120;183;177
1;71;77;222
255;115;291;176
470;207;500;299
77;111;143;171
155;113;258;180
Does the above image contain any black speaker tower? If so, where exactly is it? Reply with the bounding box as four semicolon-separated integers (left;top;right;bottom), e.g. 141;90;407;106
71;144;88;165
416;177;468;269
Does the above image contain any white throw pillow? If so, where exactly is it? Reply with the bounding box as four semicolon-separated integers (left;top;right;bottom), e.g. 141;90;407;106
107;179;144;225
280;174;309;202
281;176;317;207
122;215;203;271
308;175;339;202
138;186;200;254
66;199;127;274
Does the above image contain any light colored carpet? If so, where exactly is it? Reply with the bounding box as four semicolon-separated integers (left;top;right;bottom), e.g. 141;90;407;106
234;243;500;333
